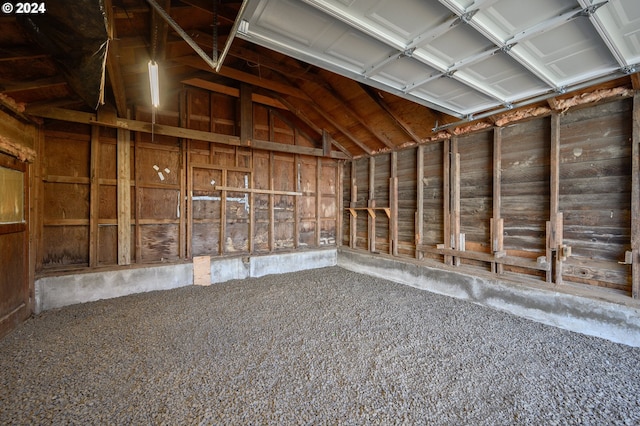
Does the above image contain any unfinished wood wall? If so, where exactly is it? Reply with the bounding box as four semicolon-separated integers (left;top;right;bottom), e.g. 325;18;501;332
344;97;638;297
36;87;340;272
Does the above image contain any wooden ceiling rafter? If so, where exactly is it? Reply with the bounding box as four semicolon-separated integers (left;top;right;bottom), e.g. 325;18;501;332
105;0;129;116
358;84;426;146
272;94;352;159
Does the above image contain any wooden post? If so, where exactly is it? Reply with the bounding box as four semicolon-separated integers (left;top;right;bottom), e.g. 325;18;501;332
632;92;640;298
269;152;275;252
316;157;322;247
117;127;131;265
322;129;331;157
443;138;452;265
390;151;398;256
368;156;376;252
492;127;503;274
178;89;187;259
240;83;253;146
89;126;100;267
337;161;344;247
416;145;424;259
220;169;227;254
294;155;300;248
451;137;461;266
350;161;357;249
549;113;562;284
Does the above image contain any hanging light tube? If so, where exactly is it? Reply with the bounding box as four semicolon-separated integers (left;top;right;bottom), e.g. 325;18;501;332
148;60;159;108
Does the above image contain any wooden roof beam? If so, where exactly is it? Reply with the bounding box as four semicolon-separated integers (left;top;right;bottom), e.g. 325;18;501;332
105;0;128;116
174;55;312;100
359;83;423;145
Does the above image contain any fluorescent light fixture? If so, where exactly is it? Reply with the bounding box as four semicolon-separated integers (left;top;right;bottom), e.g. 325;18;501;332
148;60;160;108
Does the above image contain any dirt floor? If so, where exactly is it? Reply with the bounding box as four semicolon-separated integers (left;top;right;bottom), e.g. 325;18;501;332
1;266;639;424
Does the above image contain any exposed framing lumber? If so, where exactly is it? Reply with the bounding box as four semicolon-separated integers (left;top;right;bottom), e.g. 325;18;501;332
89;126;100;267
181;78;287;109
416;145;424;259
492;127;503;274
316;157;322;247
632;92;640;298
368;156;375;252
25;106;349;159
358;83;423;145
337;161;344;248
549;113;562;284
443;139;452;265
308;102;372;156
417;245;551;272
117;127;131;265
174;55;312;101
240;84;253;145
451;137;461;266
274;95;352;158
349;161;357;248
104;0;128;117
390;151;398;256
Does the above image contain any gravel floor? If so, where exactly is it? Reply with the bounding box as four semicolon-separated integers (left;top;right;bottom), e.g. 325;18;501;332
1;266;640;425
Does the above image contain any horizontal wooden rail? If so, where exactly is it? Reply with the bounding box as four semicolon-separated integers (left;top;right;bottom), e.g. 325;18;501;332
417;244;550;272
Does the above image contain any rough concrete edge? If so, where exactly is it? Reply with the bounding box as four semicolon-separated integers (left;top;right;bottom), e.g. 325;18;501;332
35;249;337;313
35;263;193;314
250;249;337;278
338;249;640;348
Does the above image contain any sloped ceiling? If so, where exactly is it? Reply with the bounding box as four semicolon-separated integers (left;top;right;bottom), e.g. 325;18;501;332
237;0;640;120
1;0;639;158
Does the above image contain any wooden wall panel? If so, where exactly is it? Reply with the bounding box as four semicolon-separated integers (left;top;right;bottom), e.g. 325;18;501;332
458;131;492;256
342;160;352;246
501;118;550;256
397;148;416;256
559;99;632;292
354;158;369;250
41;125;91;268
42;226;89;265
140;224;179;261
422;141;444;250
320;160;337;245
374;154;390;253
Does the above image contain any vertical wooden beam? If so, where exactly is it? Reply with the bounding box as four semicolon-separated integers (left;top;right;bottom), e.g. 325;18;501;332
632;93;640;298
269;152;275;252
89;126;100;267
249;157;255;254
416;145;424;259
492;127;503;274
451;137;461;266
390;151;398;256
316;157;322;247
350;161;357;249
368;156;376;252
550;113;562;284
29;127;42;309
220;169;227;254
337;161;344;247
35;127;44;272
117;127;131;265
322;129;332;157
294;155;301;248
179;90;187;260
240;83;253;146
443;138;452;265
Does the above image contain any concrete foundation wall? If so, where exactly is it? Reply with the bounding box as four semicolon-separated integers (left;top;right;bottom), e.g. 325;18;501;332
338;249;640;347
35;249;337;313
